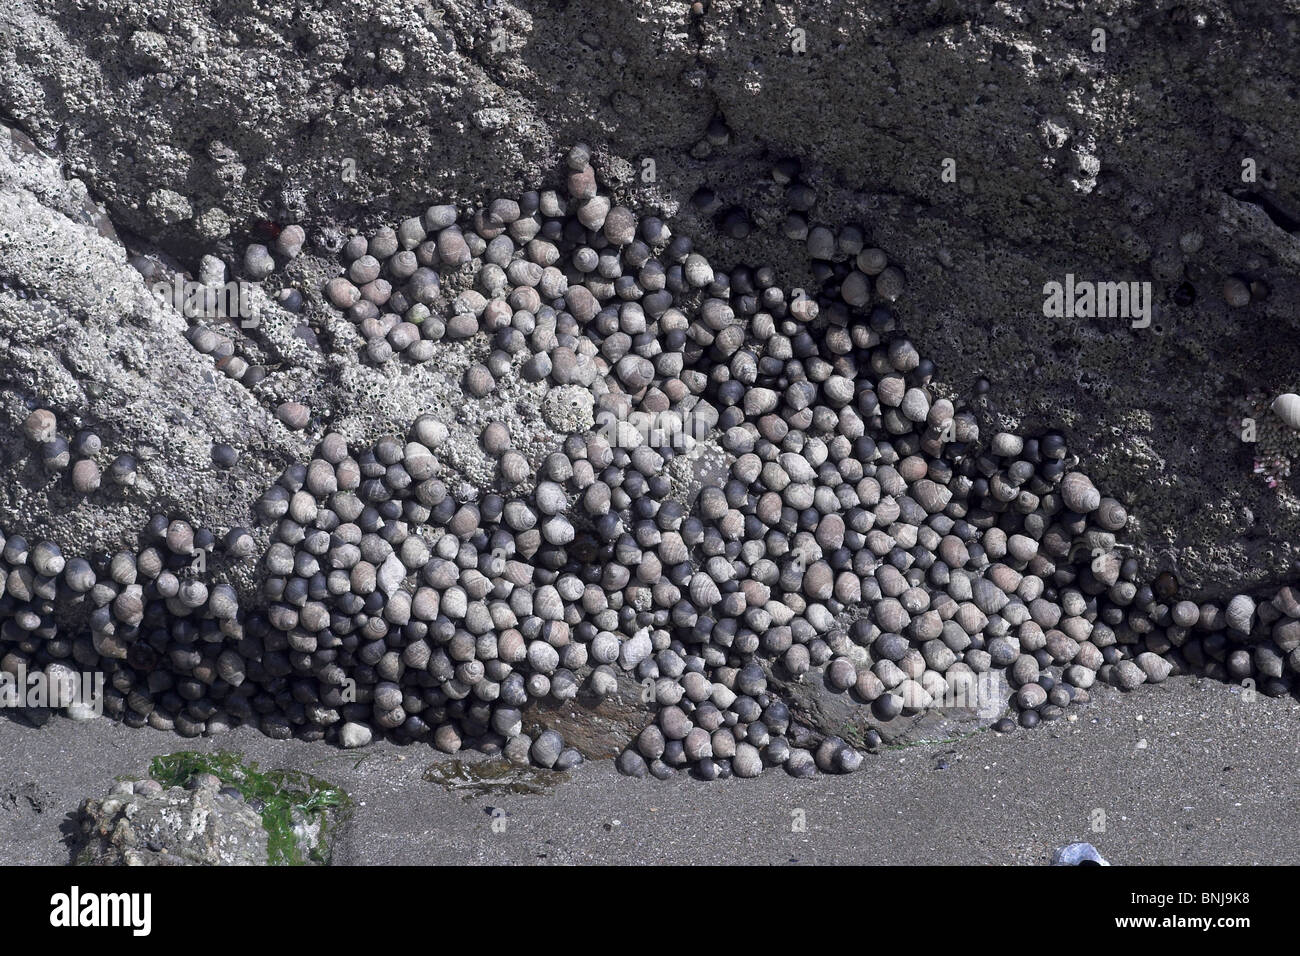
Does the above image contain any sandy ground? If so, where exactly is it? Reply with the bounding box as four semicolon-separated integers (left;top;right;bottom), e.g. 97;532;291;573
1;675;1296;866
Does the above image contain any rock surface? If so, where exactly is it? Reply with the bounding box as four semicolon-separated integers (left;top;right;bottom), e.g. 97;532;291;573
523;668;649;759
1;0;1297;597
75;775;269;865
769;664;1005;748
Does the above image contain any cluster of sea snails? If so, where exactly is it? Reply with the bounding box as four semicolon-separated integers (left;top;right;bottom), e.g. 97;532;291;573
128;224;311;394
2;147;1298;779
316;192;556;368
19;408;136;493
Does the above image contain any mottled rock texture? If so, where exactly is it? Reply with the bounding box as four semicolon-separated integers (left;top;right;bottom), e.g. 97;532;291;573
75;776;269;865
1;1;1297;609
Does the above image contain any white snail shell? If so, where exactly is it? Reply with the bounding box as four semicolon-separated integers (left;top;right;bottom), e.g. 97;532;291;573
1271;392;1300;430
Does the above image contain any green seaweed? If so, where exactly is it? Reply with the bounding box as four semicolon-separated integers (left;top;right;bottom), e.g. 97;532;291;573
148;751;351;865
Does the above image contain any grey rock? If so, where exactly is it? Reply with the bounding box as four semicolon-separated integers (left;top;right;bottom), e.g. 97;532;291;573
76;779;268;865
340;722;372;749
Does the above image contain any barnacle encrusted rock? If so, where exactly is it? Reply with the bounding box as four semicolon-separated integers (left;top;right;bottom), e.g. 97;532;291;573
76;776;268;866
3;0;1299;592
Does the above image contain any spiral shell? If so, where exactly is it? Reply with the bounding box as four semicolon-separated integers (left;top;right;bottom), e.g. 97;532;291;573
1272;618;1300;653
499;450;531;485
971;576;1009;615
1059;471;1101;514
208;583;239;619
300;601;330;632
1169;600;1199;628
216;649;246;686
22;409;57;443
1006;534;1039;563
827;657;858;690
986;563;1022;594
822;374;855;406
689;572;722;608
532;584;564;621
62;558;97;593
873;597;911;633
439;585;468;619
911;478;951;514
854;669;885;702
1094;497;1128;531
949;602;985;635
1136;651;1173;683
1272;392;1300;430
534;480;568;515
657;533;689;565
29;540;64;577
876;375;906;407
1272;585;1300;620
1225;593;1256;634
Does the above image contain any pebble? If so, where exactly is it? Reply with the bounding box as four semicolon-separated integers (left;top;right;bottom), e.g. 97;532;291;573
340;722;372;748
